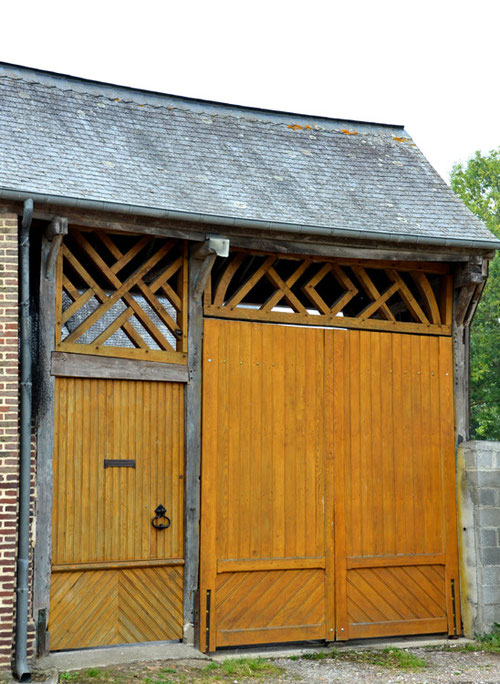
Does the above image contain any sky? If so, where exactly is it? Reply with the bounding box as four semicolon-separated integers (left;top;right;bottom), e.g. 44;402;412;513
2;1;499;182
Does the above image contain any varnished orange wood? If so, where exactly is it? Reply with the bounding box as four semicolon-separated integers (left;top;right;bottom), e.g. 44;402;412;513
204;253;452;335
49;565;183;650
50;377;184;648
334;331;460;639
56;229;188;362
200;319;334;650
201;320;459;649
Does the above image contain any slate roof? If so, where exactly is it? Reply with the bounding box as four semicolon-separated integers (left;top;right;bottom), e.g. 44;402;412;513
0;63;497;248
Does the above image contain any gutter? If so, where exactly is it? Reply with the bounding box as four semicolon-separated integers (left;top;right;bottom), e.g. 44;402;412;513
15;199;33;682
1;189;499;252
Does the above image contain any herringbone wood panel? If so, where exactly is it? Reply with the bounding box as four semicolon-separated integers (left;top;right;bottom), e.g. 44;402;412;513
49;566;183;650
215;570;326;646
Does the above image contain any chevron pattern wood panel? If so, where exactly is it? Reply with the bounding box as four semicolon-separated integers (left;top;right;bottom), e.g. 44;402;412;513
215;569;326;647
49;565;183;650
346;566;447;638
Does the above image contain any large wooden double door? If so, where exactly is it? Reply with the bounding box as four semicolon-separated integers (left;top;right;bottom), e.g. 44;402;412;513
200;319;460;650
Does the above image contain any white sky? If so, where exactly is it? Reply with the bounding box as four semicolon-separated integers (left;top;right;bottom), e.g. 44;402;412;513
2;1;499;182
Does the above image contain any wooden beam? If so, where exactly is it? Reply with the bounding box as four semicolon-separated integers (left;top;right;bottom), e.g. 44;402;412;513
453;324;470;444
33;233;59;655
193;253;216;301
20;202;490;261
183;248;204;644
204;305;451;336
51;351;189;382
454;284;476;326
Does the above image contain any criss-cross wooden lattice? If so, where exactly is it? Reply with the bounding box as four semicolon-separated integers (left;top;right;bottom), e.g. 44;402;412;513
56;228;188;363
204;252;452;336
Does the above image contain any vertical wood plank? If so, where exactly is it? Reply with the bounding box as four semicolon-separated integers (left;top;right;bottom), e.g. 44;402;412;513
439;336;462;634
332;330;346;639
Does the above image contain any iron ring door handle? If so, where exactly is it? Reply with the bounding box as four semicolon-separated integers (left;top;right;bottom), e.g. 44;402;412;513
152;504;171;530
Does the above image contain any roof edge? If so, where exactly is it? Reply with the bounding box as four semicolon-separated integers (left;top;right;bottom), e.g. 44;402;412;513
2;188;499;251
0;61;406;131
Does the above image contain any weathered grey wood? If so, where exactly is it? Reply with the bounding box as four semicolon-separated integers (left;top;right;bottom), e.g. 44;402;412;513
45;216;68;240
453;324;470;444
33;233;59;655
455;284;477;326
226;235;479;262
51;351;189;382
183;249;204;643
25;202;496;261
193;253;216;301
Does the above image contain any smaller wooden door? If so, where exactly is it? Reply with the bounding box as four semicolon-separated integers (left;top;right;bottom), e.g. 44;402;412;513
49;377;184;649
200;319;336;650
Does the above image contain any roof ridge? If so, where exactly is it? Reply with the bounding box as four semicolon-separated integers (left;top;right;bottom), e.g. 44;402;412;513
0;61;406;132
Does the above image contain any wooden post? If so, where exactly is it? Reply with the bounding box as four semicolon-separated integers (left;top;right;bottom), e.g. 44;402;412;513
33;238;56;654
453;324;470;444
183;248;204;644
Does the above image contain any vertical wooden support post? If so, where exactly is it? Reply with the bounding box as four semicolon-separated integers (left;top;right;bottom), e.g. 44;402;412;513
183;248;204;644
453;324;470;445
33;235;58;655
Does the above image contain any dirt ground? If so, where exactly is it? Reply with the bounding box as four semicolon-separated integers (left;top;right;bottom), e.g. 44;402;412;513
46;645;500;683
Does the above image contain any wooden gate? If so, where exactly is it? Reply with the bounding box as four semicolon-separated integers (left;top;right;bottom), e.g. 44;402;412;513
200;319;460;650
49;378;185;649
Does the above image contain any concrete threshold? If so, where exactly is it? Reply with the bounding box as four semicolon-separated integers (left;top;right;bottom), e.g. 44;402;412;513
35;635;474;673
211;635;474;661
36;641;208;672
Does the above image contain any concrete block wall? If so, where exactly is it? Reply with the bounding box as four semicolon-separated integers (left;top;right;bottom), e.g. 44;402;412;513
458;440;500;636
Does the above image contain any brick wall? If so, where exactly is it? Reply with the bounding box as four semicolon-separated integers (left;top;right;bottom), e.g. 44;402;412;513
0;212;19;668
458;440;500;636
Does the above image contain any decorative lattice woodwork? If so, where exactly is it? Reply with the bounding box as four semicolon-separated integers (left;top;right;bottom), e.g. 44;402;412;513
56;228;188;363
204;252;452;336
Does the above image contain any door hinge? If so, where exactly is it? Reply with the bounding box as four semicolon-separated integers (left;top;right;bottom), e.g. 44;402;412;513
205;589;211;653
451;579;458;636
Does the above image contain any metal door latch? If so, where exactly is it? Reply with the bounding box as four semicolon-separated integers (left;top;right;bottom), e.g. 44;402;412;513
151;504;171;530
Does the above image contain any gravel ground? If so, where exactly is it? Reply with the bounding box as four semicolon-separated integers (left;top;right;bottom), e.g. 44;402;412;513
49;647;500;683
274;648;500;683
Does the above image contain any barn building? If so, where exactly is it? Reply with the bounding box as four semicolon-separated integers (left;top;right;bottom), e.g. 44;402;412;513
0;62;499;678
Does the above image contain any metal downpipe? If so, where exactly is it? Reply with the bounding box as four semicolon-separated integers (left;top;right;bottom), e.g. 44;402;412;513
15;199;33;682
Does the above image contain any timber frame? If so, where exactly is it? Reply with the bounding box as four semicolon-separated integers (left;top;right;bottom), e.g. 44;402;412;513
203;250;453;336
25;205;493;653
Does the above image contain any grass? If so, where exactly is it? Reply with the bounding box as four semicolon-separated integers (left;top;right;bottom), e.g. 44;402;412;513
425;623;500;655
200;657;284;680
58;657;284;683
299;646;427;671
477;623;500;653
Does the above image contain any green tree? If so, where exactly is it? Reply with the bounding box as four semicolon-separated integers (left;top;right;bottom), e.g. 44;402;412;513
450;149;500;440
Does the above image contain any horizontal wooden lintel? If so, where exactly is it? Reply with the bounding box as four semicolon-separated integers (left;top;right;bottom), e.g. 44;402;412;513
51;351;189;382
204;307;451;337
52;558;185;572
217;557;326;573
346;553;445;569
54;342;187;365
